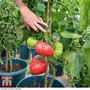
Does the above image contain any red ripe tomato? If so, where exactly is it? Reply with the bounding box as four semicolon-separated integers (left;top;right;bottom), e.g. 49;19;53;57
32;55;42;63
35;41;54;56
29;55;47;75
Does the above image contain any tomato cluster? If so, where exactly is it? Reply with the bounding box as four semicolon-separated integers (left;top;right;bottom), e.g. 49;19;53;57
27;37;63;75
27;37;63;59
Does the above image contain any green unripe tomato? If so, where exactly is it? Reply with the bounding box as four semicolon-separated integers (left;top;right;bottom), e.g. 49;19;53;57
51;8;56;13
53;42;63;60
27;37;38;47
27;65;31;74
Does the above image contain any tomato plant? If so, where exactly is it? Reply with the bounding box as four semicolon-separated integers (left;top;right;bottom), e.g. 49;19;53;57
0;0;18;71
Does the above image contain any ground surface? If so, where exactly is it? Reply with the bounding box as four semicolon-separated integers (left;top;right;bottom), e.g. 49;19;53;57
15;54;71;87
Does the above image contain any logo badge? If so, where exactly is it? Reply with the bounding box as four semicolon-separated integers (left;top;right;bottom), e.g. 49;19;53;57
1;75;13;87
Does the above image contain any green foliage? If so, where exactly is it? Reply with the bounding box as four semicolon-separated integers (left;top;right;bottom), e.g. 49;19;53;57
79;0;90;31
52;32;60;42
83;39;90;49
64;51;85;77
60;31;82;39
60;37;71;51
37;2;45;12
71;66;90;87
0;0;17;53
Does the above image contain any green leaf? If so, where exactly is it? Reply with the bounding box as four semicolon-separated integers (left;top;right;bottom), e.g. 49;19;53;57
86;25;90;37
60;31;82;38
83;39;90;49
64;51;84;77
19;24;25;29
60;37;71;51
16;29;23;41
52;32;60;42
37;3;45;11
36;32;43;40
35;11;42;17
79;0;90;31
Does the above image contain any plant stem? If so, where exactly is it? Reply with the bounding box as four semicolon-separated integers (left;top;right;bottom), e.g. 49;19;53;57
45;57;48;87
6;31;8;72
9;52;12;72
29;46;32;64
0;55;4;65
49;61;55;87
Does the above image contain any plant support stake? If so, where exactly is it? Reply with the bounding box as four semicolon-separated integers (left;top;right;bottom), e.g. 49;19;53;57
6;52;8;72
45;0;50;87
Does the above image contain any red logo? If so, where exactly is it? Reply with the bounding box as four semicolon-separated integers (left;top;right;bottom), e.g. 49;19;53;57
1;75;13;87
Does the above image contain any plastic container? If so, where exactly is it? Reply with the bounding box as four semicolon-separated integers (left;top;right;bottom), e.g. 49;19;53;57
1;50;6;58
1;50;6;60
19;44;40;59
20;44;30;59
16;75;65;87
49;61;63;76
1;56;6;61
30;47;40;58
0;59;28;87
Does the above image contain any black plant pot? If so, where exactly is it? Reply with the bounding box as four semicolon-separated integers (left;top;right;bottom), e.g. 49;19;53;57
16;75;65;87
49;61;63;76
19;44;30;59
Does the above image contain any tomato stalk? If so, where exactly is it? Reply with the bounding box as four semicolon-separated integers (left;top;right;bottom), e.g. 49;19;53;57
0;54;4;65
9;52;12;72
49;60;55;87
29;46;32;64
6;29;9;72
84;48;90;73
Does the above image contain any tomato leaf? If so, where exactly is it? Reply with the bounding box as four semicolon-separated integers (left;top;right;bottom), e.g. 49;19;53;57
52;32;60;42
64;51;85;77
60;31;82;39
83;39;90;49
79;0;90;31
16;29;23;41
37;2;45;11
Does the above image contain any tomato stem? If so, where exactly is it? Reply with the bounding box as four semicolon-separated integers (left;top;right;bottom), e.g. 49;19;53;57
9;52;12;72
44;56;48;85
0;54;4;65
49;61;55;87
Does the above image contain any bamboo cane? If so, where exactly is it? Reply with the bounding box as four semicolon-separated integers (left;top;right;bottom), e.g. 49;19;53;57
6;52;8;72
45;0;50;87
